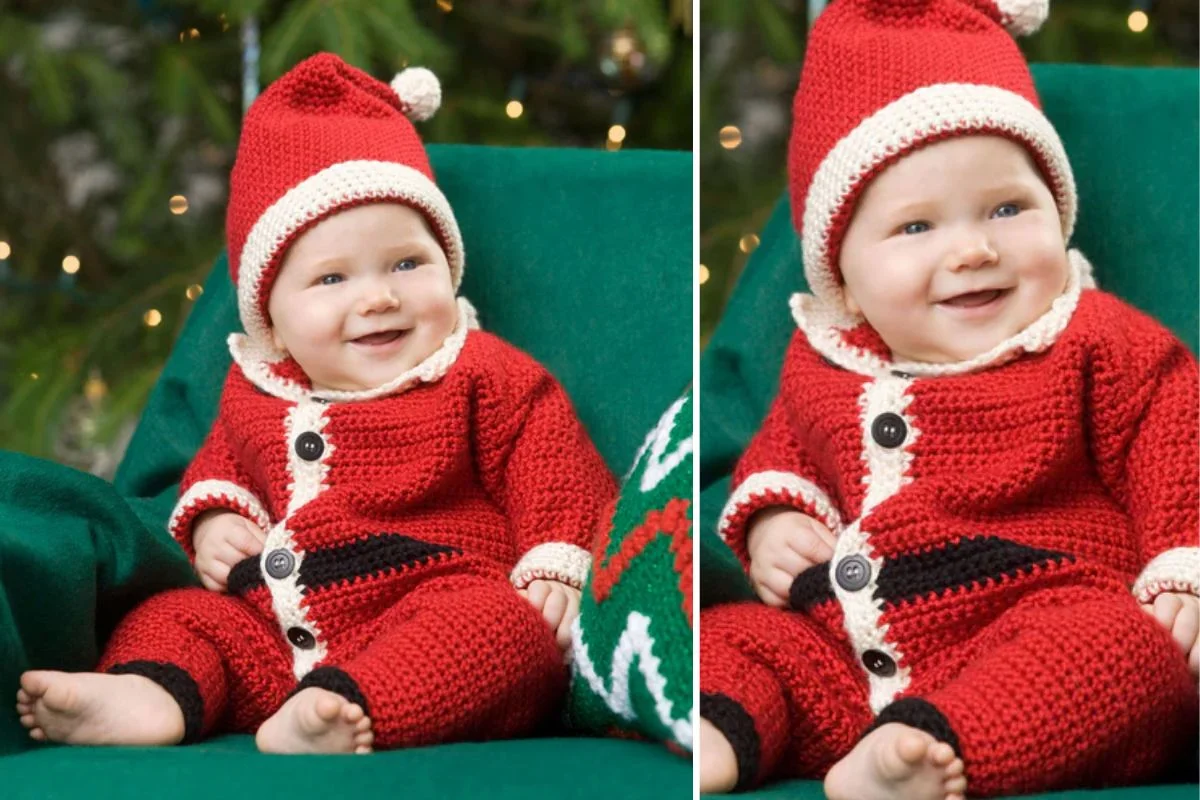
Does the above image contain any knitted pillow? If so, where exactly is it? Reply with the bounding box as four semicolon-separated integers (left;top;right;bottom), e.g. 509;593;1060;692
567;391;694;753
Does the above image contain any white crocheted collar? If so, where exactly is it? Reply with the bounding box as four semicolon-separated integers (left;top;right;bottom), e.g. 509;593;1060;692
228;296;480;403
790;249;1096;379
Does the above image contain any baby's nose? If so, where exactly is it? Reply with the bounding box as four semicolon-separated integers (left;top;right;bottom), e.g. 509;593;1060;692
949;234;998;271
359;287;400;314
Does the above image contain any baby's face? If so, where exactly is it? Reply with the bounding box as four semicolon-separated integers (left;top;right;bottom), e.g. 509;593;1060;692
267;202;458;392
838;135;1069;364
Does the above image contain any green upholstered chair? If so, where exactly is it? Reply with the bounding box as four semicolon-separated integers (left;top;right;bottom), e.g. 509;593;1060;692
699;64;1199;798
0;145;693;799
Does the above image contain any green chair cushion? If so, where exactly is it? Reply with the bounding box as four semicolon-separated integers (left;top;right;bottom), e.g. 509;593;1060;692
6;735;690;800
699;64;1198;797
0;144;692;798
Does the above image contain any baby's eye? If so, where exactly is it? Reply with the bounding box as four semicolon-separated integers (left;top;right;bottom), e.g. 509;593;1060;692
318;274;344;286
992;202;1021;218
392;259;418;272
901;221;930;235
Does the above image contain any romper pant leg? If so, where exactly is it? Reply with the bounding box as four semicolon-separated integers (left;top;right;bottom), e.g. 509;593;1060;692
700;601;874;790
98;587;295;741
293;572;566;749
871;587;1199;796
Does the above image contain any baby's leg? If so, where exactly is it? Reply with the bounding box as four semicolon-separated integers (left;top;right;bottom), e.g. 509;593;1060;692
699;601;874;791
878;588;1198;796
279;570;565;751
18;587;293;745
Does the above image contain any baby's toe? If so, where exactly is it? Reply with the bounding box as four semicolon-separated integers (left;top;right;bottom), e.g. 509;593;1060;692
313;694;342;723
928;742;956;767
29;727;46;741
341;703;364;724
943;758;964;778
945;775;967;794
354;716;371;733
895;730;930;765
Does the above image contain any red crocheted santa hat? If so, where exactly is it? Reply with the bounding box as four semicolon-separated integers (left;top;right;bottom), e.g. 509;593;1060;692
225;52;463;350
789;0;1077;310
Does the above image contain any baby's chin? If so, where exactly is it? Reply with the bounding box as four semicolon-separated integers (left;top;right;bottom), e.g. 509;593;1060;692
309;346;443;393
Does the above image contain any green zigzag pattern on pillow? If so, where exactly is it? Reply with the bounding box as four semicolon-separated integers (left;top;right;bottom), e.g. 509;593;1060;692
567;391;694;752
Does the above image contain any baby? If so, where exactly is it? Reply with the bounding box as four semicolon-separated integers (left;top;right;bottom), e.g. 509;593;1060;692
16;54;615;754
700;2;1198;799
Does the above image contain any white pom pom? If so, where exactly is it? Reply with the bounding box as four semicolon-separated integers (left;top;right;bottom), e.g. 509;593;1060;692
390;67;441;122
994;0;1049;37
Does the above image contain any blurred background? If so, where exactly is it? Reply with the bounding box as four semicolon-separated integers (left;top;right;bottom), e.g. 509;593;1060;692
0;0;692;476
701;0;1199;343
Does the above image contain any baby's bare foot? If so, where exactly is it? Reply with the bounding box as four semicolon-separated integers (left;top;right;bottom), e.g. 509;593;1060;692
16;670;185;746
255;687;373;755
699;717;739;793
824;723;966;800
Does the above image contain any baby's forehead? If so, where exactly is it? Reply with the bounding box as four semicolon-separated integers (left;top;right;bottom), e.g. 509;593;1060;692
861;136;1048;202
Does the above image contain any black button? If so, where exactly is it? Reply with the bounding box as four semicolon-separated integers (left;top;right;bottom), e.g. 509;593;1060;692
862;649;896;677
835;555;871;591
294;432;325;461
265;549;295;579
890;370;913;379
871;413;907;448
287;627;316;650
311;397;330;404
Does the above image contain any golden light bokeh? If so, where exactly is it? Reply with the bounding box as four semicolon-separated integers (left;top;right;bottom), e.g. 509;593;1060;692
186;284;204;301
144;309;163;327
62;255;81;274
739;233;761;254
699;264;710;285
1128;11;1148;33
719;125;742;149
169;195;189;215
505;100;524;119
0;241;10;260
608;125;627;144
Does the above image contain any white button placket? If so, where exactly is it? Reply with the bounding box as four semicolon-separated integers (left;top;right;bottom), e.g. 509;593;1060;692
829;372;918;713
264;397;333;680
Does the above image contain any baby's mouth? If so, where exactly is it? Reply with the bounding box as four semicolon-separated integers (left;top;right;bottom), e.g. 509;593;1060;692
351;329;408;346
938;288;1011;309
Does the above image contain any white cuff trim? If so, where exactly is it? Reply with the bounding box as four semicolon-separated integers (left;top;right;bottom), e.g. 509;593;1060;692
717;470;842;544
1132;546;1200;603
168;480;270;538
510;542;592;590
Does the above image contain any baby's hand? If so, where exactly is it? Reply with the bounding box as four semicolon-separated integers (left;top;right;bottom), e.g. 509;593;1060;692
518;579;581;651
192;510;266;592
1141;592;1200;676
746;508;837;607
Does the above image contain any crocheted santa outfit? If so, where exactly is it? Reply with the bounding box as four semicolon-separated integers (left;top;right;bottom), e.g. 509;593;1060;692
700;1;1199;794
100;53;616;747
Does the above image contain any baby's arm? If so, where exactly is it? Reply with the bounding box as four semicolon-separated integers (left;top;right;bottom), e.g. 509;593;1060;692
167;378;271;564
1084;300;1199;665
746;508;837;607
718;337;843;571
471;344;616;637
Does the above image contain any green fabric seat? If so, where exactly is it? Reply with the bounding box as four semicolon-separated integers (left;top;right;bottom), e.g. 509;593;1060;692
699;64;1199;797
0;145;692;798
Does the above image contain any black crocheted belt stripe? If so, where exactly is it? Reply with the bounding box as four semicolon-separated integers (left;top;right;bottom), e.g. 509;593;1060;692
227;532;461;597
789;535;1075;612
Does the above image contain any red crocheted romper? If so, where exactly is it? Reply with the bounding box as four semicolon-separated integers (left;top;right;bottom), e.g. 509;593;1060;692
700;289;1199;794
99;329;616;748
